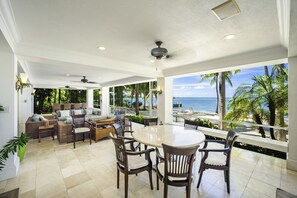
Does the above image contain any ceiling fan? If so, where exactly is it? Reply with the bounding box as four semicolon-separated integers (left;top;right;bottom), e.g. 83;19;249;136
151;41;171;60
71;76;99;84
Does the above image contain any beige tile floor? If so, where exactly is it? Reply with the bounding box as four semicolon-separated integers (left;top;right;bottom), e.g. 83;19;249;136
1;134;297;198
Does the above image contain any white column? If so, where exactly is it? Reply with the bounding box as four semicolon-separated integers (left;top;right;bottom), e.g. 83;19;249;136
18;86;33;133
0;37;19;180
101;87;110;116
288;56;297;171
86;89;94;108
157;77;173;124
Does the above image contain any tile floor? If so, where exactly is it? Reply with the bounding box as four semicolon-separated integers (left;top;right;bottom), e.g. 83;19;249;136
1;129;297;198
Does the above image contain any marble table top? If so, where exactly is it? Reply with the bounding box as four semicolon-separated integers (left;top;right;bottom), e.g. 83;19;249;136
132;125;205;148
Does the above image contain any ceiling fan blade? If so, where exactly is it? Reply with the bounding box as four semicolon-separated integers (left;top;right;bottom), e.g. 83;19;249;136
87;81;99;84
70;81;83;83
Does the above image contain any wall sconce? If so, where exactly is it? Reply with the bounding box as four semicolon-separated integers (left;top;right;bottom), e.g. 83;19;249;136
31;89;36;96
15;73;31;94
152;85;163;95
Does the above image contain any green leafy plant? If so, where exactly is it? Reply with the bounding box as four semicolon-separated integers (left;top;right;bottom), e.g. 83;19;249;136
193;118;218;129
126;115;144;124
0;133;29;171
0;105;4;111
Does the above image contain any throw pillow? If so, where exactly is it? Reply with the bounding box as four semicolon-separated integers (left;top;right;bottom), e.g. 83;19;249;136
31;114;40;122
85;109;93;115
60;110;70;117
64;117;73;124
39;115;48;121
73;109;82;115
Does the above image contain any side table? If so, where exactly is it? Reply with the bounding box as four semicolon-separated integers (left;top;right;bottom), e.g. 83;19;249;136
38;125;55;143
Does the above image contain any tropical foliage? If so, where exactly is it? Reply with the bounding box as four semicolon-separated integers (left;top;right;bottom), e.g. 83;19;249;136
0;133;28;171
226;64;288;141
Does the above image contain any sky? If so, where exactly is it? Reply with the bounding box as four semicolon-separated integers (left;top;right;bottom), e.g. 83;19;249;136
173;65;286;98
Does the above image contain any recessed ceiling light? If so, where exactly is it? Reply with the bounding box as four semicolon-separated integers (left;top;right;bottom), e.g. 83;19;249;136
224;34;235;40
150;59;156;63
97;46;106;51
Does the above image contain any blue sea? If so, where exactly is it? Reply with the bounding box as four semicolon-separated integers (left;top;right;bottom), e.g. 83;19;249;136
173;97;230;113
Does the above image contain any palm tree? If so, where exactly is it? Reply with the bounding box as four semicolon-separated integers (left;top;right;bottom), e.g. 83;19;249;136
125;84;135;108
218;70;240;130
225;84;267;137
201;73;219;113
139;82;149;110
272;64;288;141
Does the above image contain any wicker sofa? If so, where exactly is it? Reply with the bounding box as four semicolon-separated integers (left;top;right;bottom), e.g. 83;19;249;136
25;115;57;139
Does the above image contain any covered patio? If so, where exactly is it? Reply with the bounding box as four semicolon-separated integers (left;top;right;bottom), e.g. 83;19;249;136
1;0;297;197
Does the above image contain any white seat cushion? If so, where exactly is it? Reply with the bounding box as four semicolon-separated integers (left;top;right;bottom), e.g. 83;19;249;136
204;152;226;166
74;127;90;134
127;155;149;170
157;163;187;181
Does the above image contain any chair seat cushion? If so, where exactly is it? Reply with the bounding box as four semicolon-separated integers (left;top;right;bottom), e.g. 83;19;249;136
126;155;149;170
204;152;226;166
74;127;90;134
157;163;187;181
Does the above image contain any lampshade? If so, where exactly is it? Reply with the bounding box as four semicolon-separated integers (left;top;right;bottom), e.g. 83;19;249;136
20;73;28;83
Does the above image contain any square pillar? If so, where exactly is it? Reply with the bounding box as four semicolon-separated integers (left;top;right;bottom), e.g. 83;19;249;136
86;89;94;108
288;56;297;171
157;77;173;124
101;87;110;116
0;35;19;180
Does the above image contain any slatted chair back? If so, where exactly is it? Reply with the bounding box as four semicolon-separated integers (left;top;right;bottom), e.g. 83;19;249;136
144;117;158;127
162;143;199;179
72;114;86;128
184;119;199;130
113;123;124;137
110;135;128;169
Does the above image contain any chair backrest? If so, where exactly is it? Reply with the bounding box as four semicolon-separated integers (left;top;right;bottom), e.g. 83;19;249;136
113;123;124;137
115;110;126;125
184;119;199;130
162;144;199;179
144;117;158;127
224;130;239;166
110;134;127;169
72;114;86;128
224;130;239;149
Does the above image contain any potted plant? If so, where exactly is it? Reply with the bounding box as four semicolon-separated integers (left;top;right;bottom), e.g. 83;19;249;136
0;133;28;171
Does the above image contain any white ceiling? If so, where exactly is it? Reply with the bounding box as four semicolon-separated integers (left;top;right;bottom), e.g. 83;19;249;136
0;0;294;88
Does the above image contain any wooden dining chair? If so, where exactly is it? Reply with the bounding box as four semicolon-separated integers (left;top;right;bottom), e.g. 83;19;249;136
112;123;140;152
197;130;239;193
156;143;199;198
184;119;199;130
72;114;92;149
110;134;155;198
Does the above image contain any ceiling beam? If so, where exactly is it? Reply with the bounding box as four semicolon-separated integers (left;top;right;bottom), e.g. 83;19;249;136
14;43;159;78
101;76;154;87
163;45;288;77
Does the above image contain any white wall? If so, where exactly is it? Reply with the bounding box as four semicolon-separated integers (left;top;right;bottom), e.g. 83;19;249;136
157;77;173;124
288;56;297;171
0;32;19;181
18;86;33;133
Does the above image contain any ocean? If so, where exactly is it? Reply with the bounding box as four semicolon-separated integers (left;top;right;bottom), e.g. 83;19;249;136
173;97;230;113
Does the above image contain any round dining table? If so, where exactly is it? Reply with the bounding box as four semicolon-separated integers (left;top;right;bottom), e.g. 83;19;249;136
132;124;205;148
